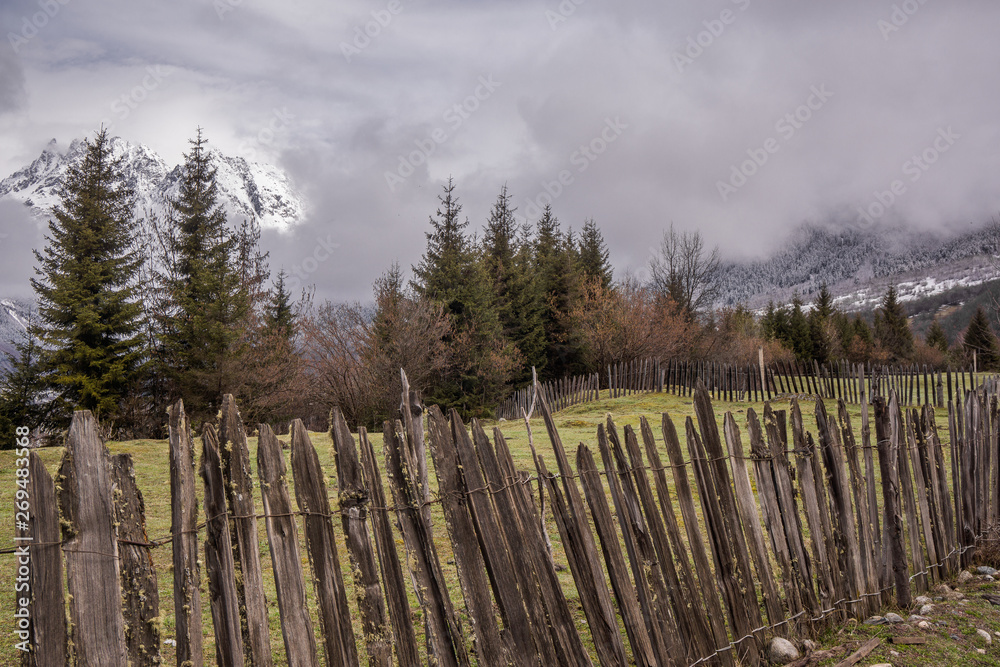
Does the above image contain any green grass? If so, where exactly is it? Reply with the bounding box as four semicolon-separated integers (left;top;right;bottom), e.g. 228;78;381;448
0;388;994;665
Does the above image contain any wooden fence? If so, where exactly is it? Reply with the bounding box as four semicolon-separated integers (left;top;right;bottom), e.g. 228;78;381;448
15;377;1000;666
497;358;988;420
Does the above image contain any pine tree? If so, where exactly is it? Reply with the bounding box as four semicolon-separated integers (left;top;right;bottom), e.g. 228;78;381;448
0;313;50;446
926;319;949;353
412;179;518;415
267;269;295;339
808;284;835;364
577;218;612;288
533;205;585;378
963;307;999;370
160;129;248;417
788;294;813;362
482;185;544;378
874;285;914;362
30;128;145;421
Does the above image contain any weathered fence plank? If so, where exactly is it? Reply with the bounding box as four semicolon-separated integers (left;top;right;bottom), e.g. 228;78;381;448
218;395;273;666
200;423;245;667
358;427;421;667
873;396;911;609
383;418;468;667
329;410;393;667
56;410;128;667
111;454;162;666
424;409;509;665
20;451;67;666
168;400;203;666
257;424;319;667
291;419;359;667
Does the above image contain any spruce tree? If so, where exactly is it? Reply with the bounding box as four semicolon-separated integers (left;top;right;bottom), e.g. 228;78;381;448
160;129;248;416
482;185;544;377
926;319;949;354
31;128;145;421
267;269;295;339
963;307;999;370
788;294;813;362
808;284;835;365
0;313;50;446
874;285;914;362
533;205;585;378
412;179;516;414
577;218;612;288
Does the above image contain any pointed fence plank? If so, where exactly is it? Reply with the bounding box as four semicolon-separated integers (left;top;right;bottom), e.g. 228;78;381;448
20;451;67;665
329;410;392;667
200;423;245;667
358;428;421;667
424;409;509;665
111;454;162;666
291;419;359;667
56;411;127;667
257;424;319;667
218;395;272;666
382;419;468;667
168;400;203;666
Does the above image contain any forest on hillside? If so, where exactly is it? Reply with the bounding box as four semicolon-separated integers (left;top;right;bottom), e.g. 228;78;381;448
2;131;999;443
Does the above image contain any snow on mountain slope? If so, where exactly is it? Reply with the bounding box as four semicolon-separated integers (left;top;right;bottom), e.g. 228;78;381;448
715;222;1000;312
0;137;304;230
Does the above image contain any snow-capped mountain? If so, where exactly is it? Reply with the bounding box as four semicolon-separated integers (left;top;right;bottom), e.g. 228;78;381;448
714;222;1000;312
0;298;33;375
0;136;304;230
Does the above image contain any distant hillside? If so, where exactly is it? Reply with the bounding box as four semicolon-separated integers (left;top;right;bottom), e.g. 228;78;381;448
715;222;1000;313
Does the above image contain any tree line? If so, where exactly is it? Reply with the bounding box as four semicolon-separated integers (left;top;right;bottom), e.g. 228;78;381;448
2;130;999;443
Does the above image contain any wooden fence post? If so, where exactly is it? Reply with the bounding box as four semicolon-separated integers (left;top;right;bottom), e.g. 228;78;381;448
291;419;359;667
330;410;392;667
873;396;911;609
56;410;127;666
200;423;245;666
167;400;203;666
257;424;320;667
20;451;67;665
111;454;161;666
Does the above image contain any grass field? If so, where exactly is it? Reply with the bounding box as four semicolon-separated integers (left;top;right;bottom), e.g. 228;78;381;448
2;389;1000;665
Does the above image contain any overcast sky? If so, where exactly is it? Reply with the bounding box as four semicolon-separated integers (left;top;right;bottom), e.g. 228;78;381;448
2;0;999;302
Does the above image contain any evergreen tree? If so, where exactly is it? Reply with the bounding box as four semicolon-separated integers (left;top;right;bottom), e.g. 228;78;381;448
267;269;295;339
533;205;585;378
30;128;145;421
482;185;545;376
787;294;813;362
874;285;914;362
412;179;518;415
808;284;835;365
963;307;1000;370
577;218;612;288
925;319;949;354
160;129;248;417
0;314;50;446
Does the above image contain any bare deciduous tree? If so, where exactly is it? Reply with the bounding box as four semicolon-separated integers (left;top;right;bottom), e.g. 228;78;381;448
649;223;720;318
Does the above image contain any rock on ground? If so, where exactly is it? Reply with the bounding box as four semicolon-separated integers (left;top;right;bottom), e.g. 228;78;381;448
768;637;800;665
